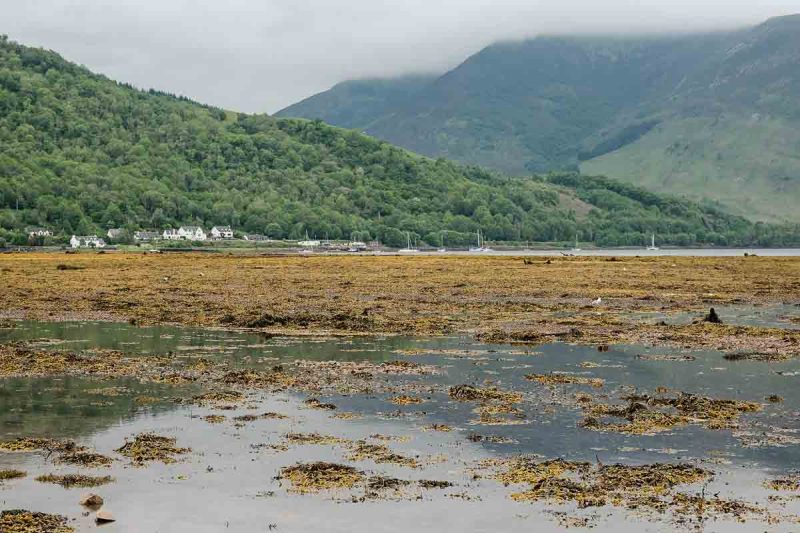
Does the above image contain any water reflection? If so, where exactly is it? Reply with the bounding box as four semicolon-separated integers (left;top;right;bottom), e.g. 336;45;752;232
2;320;800;531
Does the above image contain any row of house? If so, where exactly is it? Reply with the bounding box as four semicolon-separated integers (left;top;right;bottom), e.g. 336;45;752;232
131;226;234;242
70;235;106;249
30;225;252;248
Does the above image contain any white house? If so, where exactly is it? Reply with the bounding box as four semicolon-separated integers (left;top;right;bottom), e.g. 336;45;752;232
26;227;53;237
163;229;181;240
211;226;234;239
243;234;269;241
178;226;207;241
107;228;125;240
134;231;160;242
70;235;106;249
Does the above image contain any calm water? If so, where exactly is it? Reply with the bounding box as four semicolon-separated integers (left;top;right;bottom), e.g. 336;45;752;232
1;321;799;532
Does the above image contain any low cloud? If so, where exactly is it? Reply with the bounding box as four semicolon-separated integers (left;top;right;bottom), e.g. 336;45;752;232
7;0;799;112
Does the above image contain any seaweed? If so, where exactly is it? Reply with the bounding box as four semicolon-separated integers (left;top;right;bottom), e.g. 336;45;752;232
279;462;364;493
0;510;73;533
116;433;190;465
0;469;26;481
346;441;418;468
35;474;113;488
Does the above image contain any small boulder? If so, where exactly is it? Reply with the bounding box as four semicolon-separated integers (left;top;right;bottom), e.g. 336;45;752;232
95;510;115;523
79;493;103;507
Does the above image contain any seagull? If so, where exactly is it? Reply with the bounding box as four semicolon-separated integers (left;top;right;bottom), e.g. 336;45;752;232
591;297;602;306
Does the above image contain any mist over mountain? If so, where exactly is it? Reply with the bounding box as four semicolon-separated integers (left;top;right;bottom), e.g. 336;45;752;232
278;15;800;222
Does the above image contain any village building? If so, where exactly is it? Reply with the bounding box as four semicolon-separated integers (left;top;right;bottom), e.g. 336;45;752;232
211;226;234;239
243;234;269;241
163;229;181;240
178;226;207;241
107;228;125;240
134;231;160;242
70;235;106;249
26;227;53;237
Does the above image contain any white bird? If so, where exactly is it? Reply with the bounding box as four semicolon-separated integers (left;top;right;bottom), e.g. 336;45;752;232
591;297;602;306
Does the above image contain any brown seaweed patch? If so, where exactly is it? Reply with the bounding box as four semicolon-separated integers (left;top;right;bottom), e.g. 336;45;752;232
670;493;764;523
636;354;696;362
56;451;113;468
116;433;190;465
422;424;452;432
765;474;800;492
0;343;171;379
279;462;365;493
511;478;607;508
472;403;527;426
0;510;73;533
495;458;713;512
332;412;362;420
191;390;246;406
0;437;81;453
346;441;418;468
304;398;337;410
0;469;26;481
35;473;113;488
526;373;604;388
496;458;589;486
595;464;709;495
389;395;424;405
284;433;347;446
449;384;522;403
581;392;761;435
467;434;516;444
203;415;226;424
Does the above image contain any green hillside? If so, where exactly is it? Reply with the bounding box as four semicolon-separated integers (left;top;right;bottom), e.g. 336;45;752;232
0;36;796;248
277;15;800;222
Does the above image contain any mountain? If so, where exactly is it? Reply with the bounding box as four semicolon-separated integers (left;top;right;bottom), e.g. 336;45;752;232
0;36;795;248
276;15;800;222
280;75;435;133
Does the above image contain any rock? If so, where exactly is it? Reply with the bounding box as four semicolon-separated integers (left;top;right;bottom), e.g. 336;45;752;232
79;493;103;507
704;307;722;324
95;510;115;523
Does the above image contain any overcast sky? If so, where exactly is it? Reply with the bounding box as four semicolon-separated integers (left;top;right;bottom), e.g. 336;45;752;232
7;1;800;113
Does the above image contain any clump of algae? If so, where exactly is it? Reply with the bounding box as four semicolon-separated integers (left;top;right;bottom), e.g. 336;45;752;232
526;373;604;388
56;451;113;468
284;433;347;446
279;462;364;493
494;458;713;511
449;384;525;426
346;440;418;468
0;437;80;453
0;510;73;533
389;395;424;405
0;469;26;481
116;433;190;465
449;384;522;404
765;474;800;491
191;390;246;406
35;474;113;488
580;392;761;435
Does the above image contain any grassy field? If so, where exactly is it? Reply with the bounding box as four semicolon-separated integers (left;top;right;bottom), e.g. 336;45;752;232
581;115;800;222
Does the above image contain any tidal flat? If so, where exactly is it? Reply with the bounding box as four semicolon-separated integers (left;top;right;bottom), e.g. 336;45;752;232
1;253;800;531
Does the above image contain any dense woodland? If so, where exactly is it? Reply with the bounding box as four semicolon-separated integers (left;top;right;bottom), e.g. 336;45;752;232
279;15;800;222
1;36;798;248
